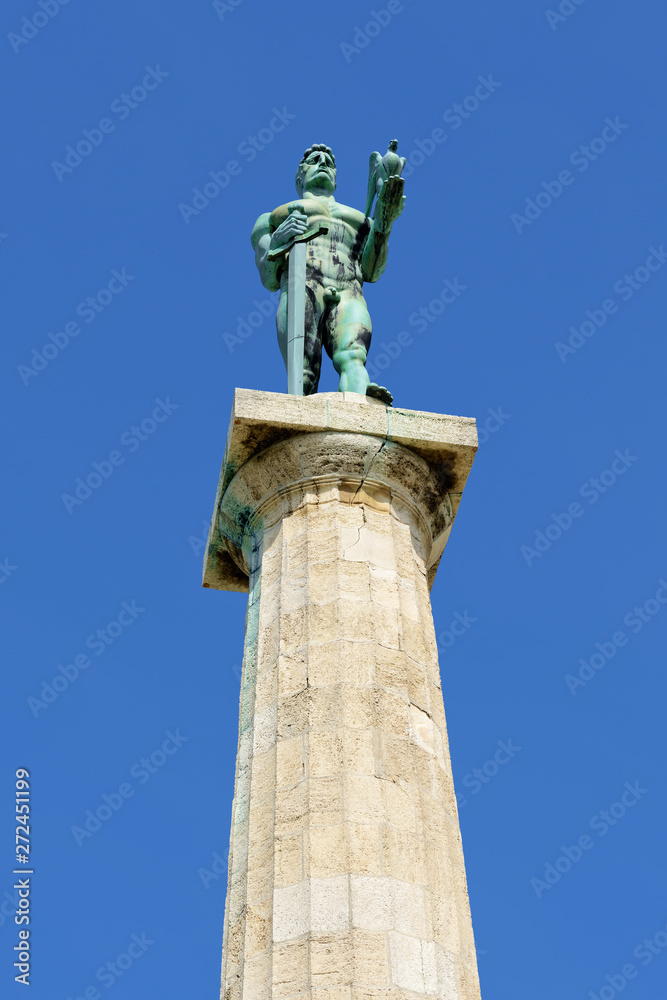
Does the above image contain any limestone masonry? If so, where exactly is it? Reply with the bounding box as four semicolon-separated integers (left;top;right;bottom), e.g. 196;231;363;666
204;389;481;1000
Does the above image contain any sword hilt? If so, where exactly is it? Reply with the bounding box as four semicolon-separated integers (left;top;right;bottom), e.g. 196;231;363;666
267;225;329;262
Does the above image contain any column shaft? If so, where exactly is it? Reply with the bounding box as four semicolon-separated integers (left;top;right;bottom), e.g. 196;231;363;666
221;471;480;1000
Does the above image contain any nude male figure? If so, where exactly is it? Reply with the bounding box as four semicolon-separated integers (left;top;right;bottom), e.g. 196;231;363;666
251;144;405;402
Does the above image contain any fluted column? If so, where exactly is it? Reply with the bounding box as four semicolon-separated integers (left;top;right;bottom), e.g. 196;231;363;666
204;390;480;1000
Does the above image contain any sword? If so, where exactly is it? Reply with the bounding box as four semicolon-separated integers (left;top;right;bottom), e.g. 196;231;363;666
267;223;328;395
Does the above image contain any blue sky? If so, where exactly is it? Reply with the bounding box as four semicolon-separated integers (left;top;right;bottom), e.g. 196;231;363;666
2;0;666;997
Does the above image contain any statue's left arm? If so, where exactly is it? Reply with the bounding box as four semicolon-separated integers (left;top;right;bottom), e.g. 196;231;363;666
360;175;406;284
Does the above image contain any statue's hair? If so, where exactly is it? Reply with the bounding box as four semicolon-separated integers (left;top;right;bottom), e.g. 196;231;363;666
295;144;336;194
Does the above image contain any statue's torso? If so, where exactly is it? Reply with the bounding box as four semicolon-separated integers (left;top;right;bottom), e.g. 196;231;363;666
269;197;369;288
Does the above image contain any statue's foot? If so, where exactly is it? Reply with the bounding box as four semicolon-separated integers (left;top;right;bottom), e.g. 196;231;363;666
366;383;393;406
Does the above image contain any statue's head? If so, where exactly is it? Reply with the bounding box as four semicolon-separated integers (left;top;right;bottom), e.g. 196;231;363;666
388;139;398;151
295;144;337;197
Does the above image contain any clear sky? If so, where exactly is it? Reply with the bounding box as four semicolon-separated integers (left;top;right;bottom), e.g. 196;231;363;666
2;1;666;998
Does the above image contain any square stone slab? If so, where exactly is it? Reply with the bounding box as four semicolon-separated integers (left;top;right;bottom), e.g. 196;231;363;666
203;389;478;593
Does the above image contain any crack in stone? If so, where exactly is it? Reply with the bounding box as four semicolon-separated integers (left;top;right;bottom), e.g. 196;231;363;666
340;437;388;557
350;436;388;506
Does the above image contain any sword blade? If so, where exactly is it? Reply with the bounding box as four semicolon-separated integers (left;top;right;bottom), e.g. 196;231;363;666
286;239;307;395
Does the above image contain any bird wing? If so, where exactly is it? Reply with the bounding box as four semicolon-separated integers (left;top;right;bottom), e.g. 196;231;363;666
382;152;400;176
365;151;383;217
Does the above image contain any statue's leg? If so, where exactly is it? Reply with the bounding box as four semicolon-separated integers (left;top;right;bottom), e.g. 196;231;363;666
324;289;372;395
303;283;324;395
276;284;323;395
276;291;288;368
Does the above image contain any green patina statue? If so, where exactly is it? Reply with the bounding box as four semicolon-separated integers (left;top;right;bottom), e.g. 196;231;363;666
251;142;406;405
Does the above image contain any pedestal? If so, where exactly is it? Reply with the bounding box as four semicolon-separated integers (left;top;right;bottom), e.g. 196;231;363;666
204;389;481;1000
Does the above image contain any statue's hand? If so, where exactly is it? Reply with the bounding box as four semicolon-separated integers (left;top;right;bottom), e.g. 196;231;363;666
374;175;405;232
270;208;308;250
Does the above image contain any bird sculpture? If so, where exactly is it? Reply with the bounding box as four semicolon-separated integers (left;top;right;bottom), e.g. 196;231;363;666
364;139;407;219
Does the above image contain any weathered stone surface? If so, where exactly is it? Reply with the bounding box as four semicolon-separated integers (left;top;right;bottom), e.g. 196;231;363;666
204;389;476;594
208;391;481;1000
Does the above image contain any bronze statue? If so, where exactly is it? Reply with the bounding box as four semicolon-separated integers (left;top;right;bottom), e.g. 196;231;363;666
251;142;405;404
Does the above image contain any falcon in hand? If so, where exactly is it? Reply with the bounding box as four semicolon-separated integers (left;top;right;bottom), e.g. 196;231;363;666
364;139;407;219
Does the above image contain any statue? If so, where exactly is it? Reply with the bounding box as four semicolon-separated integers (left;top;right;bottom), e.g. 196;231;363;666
251;142;406;405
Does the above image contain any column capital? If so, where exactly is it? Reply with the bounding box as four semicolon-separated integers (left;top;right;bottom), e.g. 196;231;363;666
203;389;477;593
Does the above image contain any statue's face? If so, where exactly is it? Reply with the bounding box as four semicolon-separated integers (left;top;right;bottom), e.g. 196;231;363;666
300;149;336;194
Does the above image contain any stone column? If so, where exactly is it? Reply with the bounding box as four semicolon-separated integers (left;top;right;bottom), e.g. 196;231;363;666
204;389;481;1000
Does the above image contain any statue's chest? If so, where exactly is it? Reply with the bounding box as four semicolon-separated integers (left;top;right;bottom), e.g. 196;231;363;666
269;200;362;236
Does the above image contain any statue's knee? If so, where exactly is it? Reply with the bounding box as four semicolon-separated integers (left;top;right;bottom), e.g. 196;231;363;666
334;343;367;369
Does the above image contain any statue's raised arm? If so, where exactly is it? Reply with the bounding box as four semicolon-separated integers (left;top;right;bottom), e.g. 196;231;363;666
361;171;406;283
